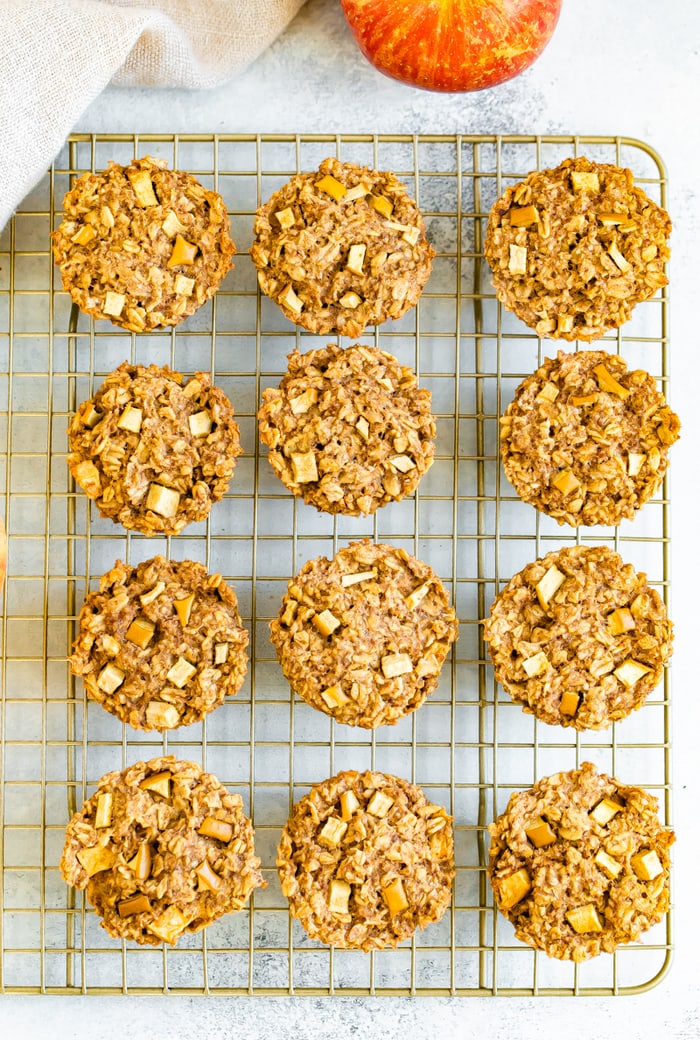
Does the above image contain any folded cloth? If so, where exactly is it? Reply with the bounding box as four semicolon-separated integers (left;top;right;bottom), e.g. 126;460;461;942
0;0;307;230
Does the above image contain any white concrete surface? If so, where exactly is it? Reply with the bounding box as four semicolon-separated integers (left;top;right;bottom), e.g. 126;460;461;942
2;1;699;1036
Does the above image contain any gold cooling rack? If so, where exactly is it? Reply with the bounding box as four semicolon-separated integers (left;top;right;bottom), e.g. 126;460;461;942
0;134;672;996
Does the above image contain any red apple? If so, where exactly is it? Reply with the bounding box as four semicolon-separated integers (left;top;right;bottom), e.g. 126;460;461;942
339;0;562;92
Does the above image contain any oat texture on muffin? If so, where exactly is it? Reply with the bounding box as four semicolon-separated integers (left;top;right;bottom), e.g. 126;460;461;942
52;156;235;331
61;757;265;946
251;157;434;337
68;363;242;535
270;540;458;728
278;770;454;950
258;343;435;515
484;156;671;340
70;556;249;731
488;762;674;961
499;350;680;526
482;545;672;730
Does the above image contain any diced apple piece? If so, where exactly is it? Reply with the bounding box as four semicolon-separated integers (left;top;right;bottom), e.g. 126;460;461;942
139;771;172;798
77;844;116;877
279;284;303;313
571;171;600;193
103;291;126;317
524;817;556;848
167;234;198;267
188;410;212;438
598;211;626;225
145;701;180;729
148;906;190;943
614;659;651;688
608;243;631;273
344;182;371;202
174;274;195;296
383;878;409;916
214;642;229;665
355;416;370;441
522;651;548;678
628;453;646;477
166;656;196;689
536;381;559;403
607;608;636;636
118;893;152;917
289;388;318;416
340;790;360;821
95;792;113;829
313;609;341;637
73;459;101;498
145;483;180;519
196;860;223;892
509;204;539;227
128;842;152;881
126;616;155;649
557;314;574;335
71;224;96;246
341;569;377;587
593;363;630;399
566;904;603;933
328;879;351;914
589;797;623;826
346;243;366;275
97;663;125;695
321;684;350;709
389;454;415;473
535;564;565;609
551;469;581;496
339;291;362;309
198;816;233;842
275;207;296;229
367;791;394;818
497;868;531;910
290;451;318;484
381;652;413;678
508;244;528;275
128;169;158;207
174;594;195;627
369;194;393;218
162;210;187;237
560;691;581;717
140;581;165;606
318;817;348;848
402;226;420;246
595;850;622;878
315;174;347;200
631;849;663;881
405;582;431;609
117;404;143;433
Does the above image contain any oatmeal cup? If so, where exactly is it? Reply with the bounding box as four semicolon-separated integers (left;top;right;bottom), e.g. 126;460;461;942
258;342;435;516
70;556;249;731
68;362;242;535
488;762;674;962
61;757;265;946
251;157;434;337
499;350;680;527
52;156;235;332
482;545;673;730
270;540;459;728
278;769;454;950
484;156;671;340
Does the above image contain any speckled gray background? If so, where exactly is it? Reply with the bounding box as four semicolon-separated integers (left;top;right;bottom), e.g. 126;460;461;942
2;1;699;1036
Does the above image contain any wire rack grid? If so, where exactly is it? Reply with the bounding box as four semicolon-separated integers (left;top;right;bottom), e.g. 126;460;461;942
0;133;672;996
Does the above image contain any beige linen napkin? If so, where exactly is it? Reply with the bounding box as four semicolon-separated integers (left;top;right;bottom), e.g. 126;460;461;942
0;0;307;230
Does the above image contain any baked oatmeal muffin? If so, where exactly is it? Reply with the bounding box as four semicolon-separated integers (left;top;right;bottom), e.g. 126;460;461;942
250;157;434;337
499;350;680;526
488;762;674;962
482;545;673;730
258;343;435;515
278;769;454;950
484;156;671;340
52;156;235;331
270;540;458;728
70;556;249;731
68;363;242;535
61;757;265;946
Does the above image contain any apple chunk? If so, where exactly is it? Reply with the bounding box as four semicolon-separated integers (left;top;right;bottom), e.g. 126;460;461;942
340;0;562;93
